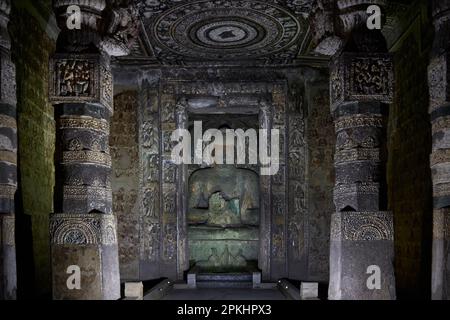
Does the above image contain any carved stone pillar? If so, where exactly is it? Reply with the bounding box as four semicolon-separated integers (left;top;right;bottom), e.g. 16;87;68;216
175;98;188;279
429;0;450;300
49;0;138;300
328;29;396;298
258;99;273;279
0;0;17;300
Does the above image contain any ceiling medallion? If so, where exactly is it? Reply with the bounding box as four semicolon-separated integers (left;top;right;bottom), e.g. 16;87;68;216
152;0;302;61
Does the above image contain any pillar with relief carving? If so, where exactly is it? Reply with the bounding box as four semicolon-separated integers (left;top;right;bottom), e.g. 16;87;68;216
327;0;396;300
0;0;17;300
428;0;450;301
49;0;139;300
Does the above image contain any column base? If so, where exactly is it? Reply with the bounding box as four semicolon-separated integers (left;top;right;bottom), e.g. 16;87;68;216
328;211;396;300
50;213;120;300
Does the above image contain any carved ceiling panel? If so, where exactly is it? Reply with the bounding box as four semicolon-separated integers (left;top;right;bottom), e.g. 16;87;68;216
117;0;415;66
123;0;313;65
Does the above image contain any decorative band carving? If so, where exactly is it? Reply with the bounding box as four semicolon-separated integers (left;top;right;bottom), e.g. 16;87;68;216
335;148;379;164
0;150;16;165
331;211;394;241
63;185;112;201
0;114;16;129
334;182;379;195
335;115;384;132
59;116;109;133
0;184;16;199
432;116;450;135
50;213;117;245
62;151;111;166
431;149;450;167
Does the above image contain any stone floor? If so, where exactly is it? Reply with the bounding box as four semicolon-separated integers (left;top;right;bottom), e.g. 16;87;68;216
161;288;287;300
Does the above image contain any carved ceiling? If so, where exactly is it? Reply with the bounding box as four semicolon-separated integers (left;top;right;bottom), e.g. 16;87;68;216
120;0;314;66
117;0;414;67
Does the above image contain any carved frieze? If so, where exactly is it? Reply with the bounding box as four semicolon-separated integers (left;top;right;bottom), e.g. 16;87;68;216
334;148;380;164
63;185;112;201
50;54;113;112
163;224;177;261
272;225;286;260
335;114;384;132
140;220;160;261
143;186;159;219
50;213;117;245
288;219;305;260
163;161;177;184
142;117;159;150
331;211;394;241
59;116;109;133
331;53;394;110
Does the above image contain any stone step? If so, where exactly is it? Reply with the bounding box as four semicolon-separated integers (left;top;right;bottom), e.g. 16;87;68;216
197;281;254;289
196;273;253;282
196;272;254;288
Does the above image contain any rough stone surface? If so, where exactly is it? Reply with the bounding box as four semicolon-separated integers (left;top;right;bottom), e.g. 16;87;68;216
304;79;334;281
387;6;433;299
111;91;140;280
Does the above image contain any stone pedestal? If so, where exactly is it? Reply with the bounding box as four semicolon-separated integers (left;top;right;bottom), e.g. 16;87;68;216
328;50;396;300
0;0;17;300
329;211;395;300
50;214;119;300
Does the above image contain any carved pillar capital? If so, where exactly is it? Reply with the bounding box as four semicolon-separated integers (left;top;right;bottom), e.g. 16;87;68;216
310;0;342;56
49;53;113;113
53;0;106;52
330;52;394;112
310;0;389;56
336;0;387;36
53;0;140;56
101;0;141;57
